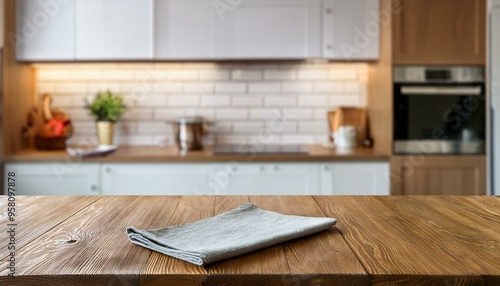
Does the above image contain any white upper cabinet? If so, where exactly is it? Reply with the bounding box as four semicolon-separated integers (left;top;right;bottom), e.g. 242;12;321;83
16;0;379;61
154;0;322;60
215;0;322;59
154;0;218;59
16;0;76;61
75;0;153;60
323;0;379;60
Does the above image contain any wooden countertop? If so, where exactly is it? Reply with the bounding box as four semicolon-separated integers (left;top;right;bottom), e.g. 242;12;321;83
1;196;498;285
5;145;389;163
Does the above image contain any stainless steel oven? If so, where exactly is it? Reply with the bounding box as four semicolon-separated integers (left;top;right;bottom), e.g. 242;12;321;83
393;66;486;154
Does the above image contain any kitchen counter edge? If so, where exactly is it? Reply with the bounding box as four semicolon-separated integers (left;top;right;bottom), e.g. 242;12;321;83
4;145;390;163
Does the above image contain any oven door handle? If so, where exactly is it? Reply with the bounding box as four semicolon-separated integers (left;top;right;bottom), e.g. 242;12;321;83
400;86;482;95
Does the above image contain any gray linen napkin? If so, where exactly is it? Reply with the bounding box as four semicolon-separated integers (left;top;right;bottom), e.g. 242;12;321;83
126;202;336;266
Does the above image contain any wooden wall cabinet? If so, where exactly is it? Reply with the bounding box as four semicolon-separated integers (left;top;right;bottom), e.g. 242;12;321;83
391;156;486;195
392;0;486;65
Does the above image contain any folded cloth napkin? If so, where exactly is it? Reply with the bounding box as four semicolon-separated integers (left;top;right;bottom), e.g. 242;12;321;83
126;202;336;266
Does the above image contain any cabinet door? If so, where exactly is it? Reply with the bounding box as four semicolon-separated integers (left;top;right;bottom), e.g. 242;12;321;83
223;163;319;195
154;0;321;59
101;163;214;195
320;162;390;195
323;0;379;60
217;0;322;59
393;0;486;65
391;156;486;195
16;0;75;61
5;163;100;195
154;0;218;59
75;0;153;60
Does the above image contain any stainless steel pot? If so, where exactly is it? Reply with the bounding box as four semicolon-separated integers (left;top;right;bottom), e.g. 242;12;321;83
167;117;214;151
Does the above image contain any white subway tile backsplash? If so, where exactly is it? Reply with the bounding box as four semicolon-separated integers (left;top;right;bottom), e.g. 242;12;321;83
102;70;136;81
297;95;329;107
313;82;344;93
72;121;96;134
123;108;154;120
329;69;358;80
207;122;232;134
283;108;314;120
264;96;296;107
282;82;313;93
168;95;200;107
314;109;329;120
115;121;137;135
328;95;363;107
263;70;296;80
166;70;198;80
70;70;103;81
215;83;247;94
51;95;73;107
137;121;169;135
154;83;184;93
66;108;94;121
200;70;230;81
154;108;185;120
185;108;216;119
298;122;328;134
249;108;280;120
134;95;168;107
88;82;121;93
37;63;368;145
344;82;362;94
297;69;328;80
201;95;231;107
184;83;214;93
232;70;262;81
232;96;263;107
38;83;55;94
280;134;316;144
248;83;281;94
114;135;156;146
216;108;249;120
266;120;297;133
55;83;88;94
233;122;264;134
38;70;71;81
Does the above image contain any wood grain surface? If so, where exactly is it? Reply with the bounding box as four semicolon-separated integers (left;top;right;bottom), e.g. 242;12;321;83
314;196;500;286
0;196;498;286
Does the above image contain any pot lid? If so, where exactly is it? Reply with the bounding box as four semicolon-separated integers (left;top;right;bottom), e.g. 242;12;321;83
170;116;208;124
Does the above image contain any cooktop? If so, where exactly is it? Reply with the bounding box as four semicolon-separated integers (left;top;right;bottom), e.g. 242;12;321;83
213;144;308;155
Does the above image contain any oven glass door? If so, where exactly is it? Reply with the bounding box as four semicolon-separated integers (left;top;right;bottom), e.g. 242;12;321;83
394;83;486;154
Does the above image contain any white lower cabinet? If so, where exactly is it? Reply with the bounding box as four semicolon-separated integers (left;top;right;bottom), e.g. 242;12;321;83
5;162;390;195
320;162;390;195
4;163;100;195
220;163;319;195
100;163;216;195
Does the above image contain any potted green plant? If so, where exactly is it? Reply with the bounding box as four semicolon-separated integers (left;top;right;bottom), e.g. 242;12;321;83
84;90;127;145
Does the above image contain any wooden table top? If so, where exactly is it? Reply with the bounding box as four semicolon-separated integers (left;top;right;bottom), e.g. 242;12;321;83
0;196;498;285
6;145;389;163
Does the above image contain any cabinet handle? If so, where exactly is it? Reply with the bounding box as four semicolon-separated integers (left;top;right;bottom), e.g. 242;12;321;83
105;167;112;174
90;185;98;192
326;44;333;50
324;165;330;171
325;8;333;14
274;165;280;171
232;166;239;172
260;166;266;172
